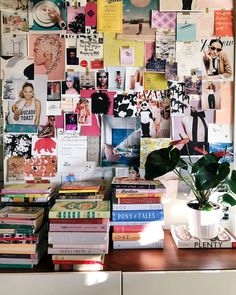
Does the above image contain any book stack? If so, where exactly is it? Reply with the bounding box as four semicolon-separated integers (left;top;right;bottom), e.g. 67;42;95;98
0;206;47;268
57;180;105;201
0;183;57;212
111;177;166;249
48;200;110;271
170;224;236;248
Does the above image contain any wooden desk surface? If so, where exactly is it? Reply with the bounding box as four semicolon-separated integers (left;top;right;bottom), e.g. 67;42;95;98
1;230;236;273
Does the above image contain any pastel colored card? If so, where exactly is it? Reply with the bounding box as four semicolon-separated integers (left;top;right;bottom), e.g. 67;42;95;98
24;155;57;177
143;73;167;90
120;47;134;65
28;34;65;81
104;33;145;67
214;10;233;37
156;30;176;60
215;82;233;124
97;0;123;33
125;67;144;93
1;0;28;11
32;136;57;156
208;123;232;143
117;0;157;42
46;101;62;116
196;9;214;38
140;138;171;168
151;11;176;30
160;0;199;11
85;2;97;27
176;13;197;42
108;66;126;91
196;0;233;9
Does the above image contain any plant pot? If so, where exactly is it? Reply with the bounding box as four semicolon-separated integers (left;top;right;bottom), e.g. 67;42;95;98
187;200;222;239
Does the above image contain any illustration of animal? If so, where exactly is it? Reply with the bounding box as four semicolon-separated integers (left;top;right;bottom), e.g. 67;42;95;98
34;138;56;154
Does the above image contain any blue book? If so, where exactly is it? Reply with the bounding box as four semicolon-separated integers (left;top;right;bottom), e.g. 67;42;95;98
112;209;164;222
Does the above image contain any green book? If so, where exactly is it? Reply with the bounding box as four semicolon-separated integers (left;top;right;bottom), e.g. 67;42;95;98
49;200;110;219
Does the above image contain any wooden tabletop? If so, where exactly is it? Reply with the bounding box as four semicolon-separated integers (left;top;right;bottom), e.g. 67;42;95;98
1;230;236;273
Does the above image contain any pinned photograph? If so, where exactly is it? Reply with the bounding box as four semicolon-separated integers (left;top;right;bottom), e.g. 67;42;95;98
64;112;79;132
201;81;221;110
62;72;80;96
120;47;134;65
74;97;92;126
2;80;17;100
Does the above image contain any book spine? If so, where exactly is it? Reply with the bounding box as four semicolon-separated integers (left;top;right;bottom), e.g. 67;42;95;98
0;219;37;226
48;248;108;255
112;210;164;222
49;211;110;219
1;194;50;198
48;232;109;244
49;223;109;232
58;189;98;193
112;203;163;211
49;218;106;224
115;193;162;198
113;240;164;249
1;190;50;194
115;188;165;194
113;225;159;233
112;184;157;189
112;232;146;241
118;197;161;204
58;192;96;196
110;220;165;226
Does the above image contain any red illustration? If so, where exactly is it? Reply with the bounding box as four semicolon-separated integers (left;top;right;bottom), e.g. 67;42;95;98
34;138;56;154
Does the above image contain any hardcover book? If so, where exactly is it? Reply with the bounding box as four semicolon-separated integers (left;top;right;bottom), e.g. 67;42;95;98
170;225;236;248
112;177;166;191
49;200;110;219
0;206;44;219
112;209;164;222
113;239;164;249
1;183;56;194
118;197;161;204
112;202;163;211
60;181;100;190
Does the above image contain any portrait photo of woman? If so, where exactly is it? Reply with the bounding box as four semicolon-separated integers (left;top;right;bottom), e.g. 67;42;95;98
96;70;109;90
62;73;80;96
201;81;221;110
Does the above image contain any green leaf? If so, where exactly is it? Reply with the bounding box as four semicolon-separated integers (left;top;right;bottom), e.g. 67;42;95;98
176;158;188;170
145;147;180;180
222;193;236;206
227;170;236;194
192;153;219;174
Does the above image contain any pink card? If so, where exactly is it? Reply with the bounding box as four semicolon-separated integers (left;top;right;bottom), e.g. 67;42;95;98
85;3;97;27
151;11;176;30
196;0;233;9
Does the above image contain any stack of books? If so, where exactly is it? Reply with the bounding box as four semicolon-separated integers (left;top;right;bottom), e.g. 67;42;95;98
170;224;236;248
111;177;165;249
0;206;47;268
57;180;105;201
0;183;57;212
48;199;110;271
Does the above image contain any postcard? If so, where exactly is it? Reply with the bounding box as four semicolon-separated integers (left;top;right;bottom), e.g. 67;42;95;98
196;0;233;9
87;137;100;163
46;101;61;116
24;155;57;177
208;123;232;143
108;66;126;91
67;6;85;34
120;47;134;66
165;61;178;81
28;0;66;31
151;11;176;30
1;56;34;80
1;0;28;11
61;72;80;97
176;41;201;76
215;81;233;124
79;72;96;90
57;129;88;172
140;138;171;168
143;73;167;90
209;142;233;163
196;9;214;38
156;29;176;61
85;2;97;27
1;11;28;33
2;80;17;100
47;81;61;101
201;81;221;110
200;37;234;81
137;91;170;138
104;33;144;67
97;0;122;33
214;10;233;37
74;97;92;126
7;155;25;182
29;33;65;81
125;67;144;93
4;133;32;160
1;34;28;57
114;93;137;118
32;136;57;156
176;13;197;42
96;70;109;90
101;115;141;167
64;112;79;132
60;97;74;113
38;115;56;138
184;75;202;96
160;0;199;11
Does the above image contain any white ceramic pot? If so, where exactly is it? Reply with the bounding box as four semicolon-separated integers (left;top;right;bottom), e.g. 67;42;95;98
187;200;222;239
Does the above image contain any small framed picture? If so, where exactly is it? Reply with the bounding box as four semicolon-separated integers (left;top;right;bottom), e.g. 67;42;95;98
64;112;78;132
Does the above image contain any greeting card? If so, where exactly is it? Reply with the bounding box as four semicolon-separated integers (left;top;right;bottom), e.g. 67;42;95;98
151;11;176;30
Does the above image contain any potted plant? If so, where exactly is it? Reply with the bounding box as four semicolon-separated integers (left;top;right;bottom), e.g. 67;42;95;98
144;143;236;239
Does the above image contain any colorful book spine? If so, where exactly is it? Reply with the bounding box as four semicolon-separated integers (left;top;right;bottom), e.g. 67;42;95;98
49;211;110;219
115;188;164;194
118;197;161;204
113;240;164;249
48;247;108;255
115;193;162;198
113;224;162;233
112;209;164;222
112;203;163;211
48;232;109;245
49;218;106;224
112;232;159;241
49;223;109;232
112;184;158;189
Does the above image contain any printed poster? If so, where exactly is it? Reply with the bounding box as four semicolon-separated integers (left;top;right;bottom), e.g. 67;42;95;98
214;10;233;37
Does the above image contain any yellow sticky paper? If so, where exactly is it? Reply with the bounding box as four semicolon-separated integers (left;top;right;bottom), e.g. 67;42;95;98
104;32;145;67
144;73;168;90
97;0;123;33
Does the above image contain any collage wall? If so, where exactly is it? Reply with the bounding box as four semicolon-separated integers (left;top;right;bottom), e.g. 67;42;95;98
0;0;234;186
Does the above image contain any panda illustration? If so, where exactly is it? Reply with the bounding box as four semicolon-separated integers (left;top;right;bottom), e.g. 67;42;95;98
139;101;154;137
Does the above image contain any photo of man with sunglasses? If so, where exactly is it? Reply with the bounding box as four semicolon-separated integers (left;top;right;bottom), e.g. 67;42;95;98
202;39;232;79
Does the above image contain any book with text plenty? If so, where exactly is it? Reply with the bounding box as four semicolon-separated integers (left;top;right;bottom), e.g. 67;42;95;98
1;183;56;194
0;206;44;219
49;200;110;219
112;209;164;222
112;177;166;190
170;225;236;248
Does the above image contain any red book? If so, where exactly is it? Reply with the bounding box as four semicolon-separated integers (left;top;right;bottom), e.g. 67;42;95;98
118;197;161;204
113;223;162;233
